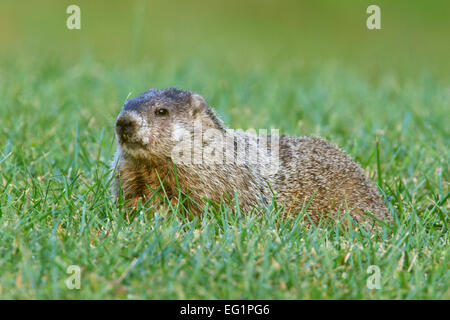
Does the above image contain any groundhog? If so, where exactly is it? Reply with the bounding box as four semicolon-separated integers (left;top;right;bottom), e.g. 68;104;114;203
111;88;392;226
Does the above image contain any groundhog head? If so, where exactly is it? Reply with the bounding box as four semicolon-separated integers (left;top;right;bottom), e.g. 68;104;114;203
115;88;224;161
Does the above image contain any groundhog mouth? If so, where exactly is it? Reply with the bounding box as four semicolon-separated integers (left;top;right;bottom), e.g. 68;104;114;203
116;131;148;152
119;140;152;160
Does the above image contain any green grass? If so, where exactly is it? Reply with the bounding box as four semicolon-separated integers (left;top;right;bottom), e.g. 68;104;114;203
0;0;449;299
0;58;448;299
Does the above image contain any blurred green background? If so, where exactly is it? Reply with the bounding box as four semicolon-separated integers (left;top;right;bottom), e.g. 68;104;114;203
2;0;449;134
1;0;450;75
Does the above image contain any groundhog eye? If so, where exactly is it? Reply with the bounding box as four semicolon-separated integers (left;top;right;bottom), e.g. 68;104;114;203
155;108;169;116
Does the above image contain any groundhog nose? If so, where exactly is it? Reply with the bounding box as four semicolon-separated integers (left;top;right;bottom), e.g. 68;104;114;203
116;118;136;140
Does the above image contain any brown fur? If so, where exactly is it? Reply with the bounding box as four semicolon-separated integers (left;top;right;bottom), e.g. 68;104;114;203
111;88;392;225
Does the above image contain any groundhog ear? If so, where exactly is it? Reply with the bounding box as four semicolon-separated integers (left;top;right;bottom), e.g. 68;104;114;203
190;94;207;118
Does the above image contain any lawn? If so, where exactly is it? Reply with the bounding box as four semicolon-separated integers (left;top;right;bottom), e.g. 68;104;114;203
0;1;448;299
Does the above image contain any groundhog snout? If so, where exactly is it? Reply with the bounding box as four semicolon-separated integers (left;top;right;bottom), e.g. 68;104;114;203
116;116;137;143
